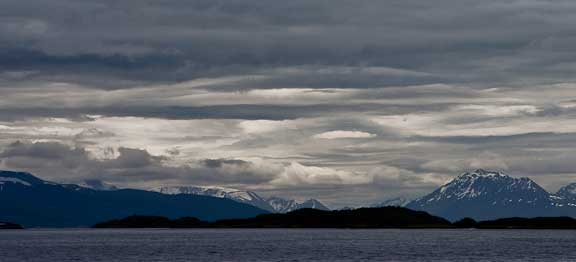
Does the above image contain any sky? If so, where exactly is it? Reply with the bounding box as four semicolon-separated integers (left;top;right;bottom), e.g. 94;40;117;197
2;0;576;207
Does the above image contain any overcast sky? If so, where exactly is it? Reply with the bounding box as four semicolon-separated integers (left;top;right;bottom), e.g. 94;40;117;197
2;0;576;207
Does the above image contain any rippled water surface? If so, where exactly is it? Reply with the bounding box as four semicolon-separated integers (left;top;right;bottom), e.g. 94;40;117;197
1;229;575;261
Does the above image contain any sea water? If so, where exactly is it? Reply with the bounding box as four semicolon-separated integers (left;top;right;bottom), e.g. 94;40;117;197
1;229;575;261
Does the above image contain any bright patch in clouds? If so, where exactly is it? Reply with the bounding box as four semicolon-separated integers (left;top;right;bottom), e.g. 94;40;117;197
238;120;297;134
271;162;366;186
313;130;376;139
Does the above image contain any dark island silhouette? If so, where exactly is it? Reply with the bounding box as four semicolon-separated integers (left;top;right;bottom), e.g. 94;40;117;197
94;207;452;228
0;221;24;229
458;217;576;229
93;207;576;229
95;207;441;229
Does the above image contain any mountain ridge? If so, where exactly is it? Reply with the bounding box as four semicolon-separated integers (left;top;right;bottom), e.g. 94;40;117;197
406;169;576;220
0;170;268;227
151;186;330;213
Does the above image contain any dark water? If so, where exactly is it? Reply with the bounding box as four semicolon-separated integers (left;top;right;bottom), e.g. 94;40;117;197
1;229;575;261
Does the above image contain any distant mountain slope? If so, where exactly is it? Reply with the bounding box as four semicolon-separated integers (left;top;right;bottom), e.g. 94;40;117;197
556;183;576;201
266;197;330;213
152;186;330;213
79;179;118;191
151;186;276;212
406;169;576;220
0;170;268;227
373;197;412;207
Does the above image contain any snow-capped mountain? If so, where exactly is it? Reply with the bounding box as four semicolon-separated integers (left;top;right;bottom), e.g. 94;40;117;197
550;183;576;209
151;186;329;213
406;169;576;220
151;186;276;212
266;197;299;213
266;197;330;213
373;197;412;207
556;183;576;200
301;199;330;211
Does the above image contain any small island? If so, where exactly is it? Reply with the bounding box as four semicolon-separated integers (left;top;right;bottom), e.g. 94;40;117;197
460;217;576;229
0;222;24;230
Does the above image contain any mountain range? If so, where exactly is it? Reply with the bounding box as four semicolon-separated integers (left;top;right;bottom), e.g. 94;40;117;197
404;169;576;221
5;168;576;227
150;186;330;213
0;170;268;227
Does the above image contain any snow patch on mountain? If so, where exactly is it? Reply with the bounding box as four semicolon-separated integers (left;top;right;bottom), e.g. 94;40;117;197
152;186;262;202
0;177;32;186
302;199;329;210
373;197;413;207
79;179;118;191
266;197;329;213
0;171;46;186
266;197;302;213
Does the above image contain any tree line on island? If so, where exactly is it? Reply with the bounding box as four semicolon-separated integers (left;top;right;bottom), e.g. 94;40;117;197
0;222;23;229
92;207;576;230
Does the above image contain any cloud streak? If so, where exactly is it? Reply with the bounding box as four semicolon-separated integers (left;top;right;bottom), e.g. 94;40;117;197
2;0;576;206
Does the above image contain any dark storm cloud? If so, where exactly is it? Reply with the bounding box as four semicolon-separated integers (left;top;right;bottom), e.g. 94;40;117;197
3;0;576;88
0;103;455;121
0;141;274;185
202;159;249;168
0;141;92;170
0;48;184;85
0;141;164;171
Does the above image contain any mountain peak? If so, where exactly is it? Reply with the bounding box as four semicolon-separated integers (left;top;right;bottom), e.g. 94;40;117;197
457;169;507;179
407;169;554;220
557;183;576;200
373;197;413;207
300;199;330;210
445;170;543;197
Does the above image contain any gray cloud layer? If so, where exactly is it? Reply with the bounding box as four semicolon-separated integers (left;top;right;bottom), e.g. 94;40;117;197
3;0;576;87
2;0;576;206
